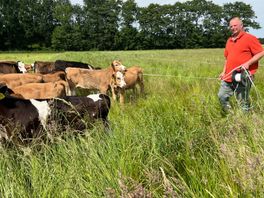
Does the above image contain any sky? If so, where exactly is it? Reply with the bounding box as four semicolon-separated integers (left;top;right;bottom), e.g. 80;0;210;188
70;0;264;38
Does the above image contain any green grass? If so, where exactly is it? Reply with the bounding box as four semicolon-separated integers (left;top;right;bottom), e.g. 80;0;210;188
0;49;264;197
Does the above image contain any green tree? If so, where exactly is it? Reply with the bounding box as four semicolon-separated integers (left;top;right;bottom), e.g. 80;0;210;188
222;2;260;31
117;0;139;50
0;0;25;50
18;0;56;49
83;0;122;50
183;0;226;48
138;4;173;49
0;0;261;50
51;0;80;50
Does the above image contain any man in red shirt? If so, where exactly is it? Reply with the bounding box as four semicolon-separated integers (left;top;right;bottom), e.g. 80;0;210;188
218;17;264;113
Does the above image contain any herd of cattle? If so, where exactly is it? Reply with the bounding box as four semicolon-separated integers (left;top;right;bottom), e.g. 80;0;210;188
0;59;144;144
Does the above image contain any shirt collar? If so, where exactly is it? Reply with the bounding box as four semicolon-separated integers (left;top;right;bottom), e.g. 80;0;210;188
231;31;245;42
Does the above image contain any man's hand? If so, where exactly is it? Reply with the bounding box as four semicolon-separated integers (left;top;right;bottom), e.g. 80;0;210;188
218;71;224;80
239;62;250;70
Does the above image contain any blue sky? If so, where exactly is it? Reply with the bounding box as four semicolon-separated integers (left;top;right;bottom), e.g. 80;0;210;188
71;0;264;38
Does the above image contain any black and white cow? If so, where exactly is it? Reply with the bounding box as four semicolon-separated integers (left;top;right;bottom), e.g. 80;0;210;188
0;85;48;144
54;60;96;71
0;84;111;144
48;94;111;131
0;61;27;74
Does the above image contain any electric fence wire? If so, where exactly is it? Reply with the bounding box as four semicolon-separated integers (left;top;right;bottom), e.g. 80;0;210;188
144;67;264;111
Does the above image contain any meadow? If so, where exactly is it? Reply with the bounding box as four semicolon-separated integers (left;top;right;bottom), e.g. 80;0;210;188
0;49;264;197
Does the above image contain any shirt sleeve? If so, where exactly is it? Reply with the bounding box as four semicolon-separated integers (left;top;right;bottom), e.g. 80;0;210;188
249;35;264;55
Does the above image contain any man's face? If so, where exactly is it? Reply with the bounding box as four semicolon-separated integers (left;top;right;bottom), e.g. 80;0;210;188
229;18;243;37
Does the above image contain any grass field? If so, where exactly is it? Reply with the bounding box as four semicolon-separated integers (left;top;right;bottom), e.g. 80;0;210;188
0;49;264;197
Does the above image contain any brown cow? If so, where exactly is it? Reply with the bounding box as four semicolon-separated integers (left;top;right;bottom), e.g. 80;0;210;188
65;61;126;102
32;61;55;74
112;66;144;103
12;80;69;99
124;66;144;94
65;68;125;94
0;73;43;89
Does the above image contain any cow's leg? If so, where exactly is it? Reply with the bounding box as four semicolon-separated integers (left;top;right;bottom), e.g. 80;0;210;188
140;81;144;95
65;82;72;96
138;73;144;95
111;85;117;101
120;89;125;104
66;80;76;96
0;124;9;144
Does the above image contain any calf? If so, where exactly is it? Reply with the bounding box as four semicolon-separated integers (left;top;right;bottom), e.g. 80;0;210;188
49;94;111;130
12;80;69;99
0;61;27;74
124;66;144;94
65;61;126;102
112;66;144;103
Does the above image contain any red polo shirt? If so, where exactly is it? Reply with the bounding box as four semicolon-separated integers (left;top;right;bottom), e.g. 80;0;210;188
223;31;263;82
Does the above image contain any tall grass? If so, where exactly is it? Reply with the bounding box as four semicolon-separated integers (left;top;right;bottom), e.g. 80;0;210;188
0;49;264;197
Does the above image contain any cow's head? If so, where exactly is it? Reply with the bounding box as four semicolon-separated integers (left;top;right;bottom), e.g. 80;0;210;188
111;60;126;72
112;71;126;89
17;61;27;73
24;63;33;72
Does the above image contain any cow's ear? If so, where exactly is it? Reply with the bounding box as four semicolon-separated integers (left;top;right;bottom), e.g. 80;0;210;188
111;63;116;71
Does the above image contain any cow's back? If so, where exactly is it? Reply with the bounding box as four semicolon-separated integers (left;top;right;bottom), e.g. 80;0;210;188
0;61;19;74
12;81;67;99
0;73;43;89
42;71;66;82
66;67;113;94
55;60;94;71
34;61;55;74
50;94;111;129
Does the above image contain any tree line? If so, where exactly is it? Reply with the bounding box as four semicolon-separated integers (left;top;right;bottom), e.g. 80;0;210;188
0;0;262;51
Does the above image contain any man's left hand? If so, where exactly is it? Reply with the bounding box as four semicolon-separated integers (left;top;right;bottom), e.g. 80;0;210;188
240;62;250;70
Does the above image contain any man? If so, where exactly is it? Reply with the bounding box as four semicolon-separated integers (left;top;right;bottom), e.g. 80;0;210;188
218;17;264;113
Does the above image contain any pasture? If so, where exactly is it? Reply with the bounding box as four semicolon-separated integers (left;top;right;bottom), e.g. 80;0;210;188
0;49;264;197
